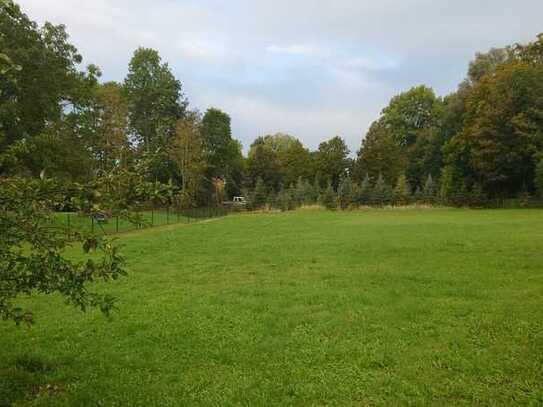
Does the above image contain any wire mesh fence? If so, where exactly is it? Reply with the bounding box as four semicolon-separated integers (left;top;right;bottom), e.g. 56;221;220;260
53;206;230;235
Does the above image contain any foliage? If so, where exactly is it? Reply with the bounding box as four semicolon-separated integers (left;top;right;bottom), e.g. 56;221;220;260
314;136;350;189
276;186;294;211
371;174;392;205
320;182;337;210
0;176;126;325
124;48;186;154
535;156;543;197
337;176;354;210
170;111;206;208
422;174;437;204
252;177;268;209
394;174;411;205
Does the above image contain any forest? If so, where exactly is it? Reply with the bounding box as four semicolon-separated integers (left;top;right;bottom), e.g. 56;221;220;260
1;0;543;211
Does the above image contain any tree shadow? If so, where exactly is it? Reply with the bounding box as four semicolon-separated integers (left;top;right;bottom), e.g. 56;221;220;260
0;355;64;407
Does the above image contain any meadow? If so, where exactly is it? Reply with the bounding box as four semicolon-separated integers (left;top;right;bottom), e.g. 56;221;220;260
1;208;543;406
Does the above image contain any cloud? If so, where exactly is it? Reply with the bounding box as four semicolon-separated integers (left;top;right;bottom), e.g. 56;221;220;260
17;0;543;152
266;44;321;56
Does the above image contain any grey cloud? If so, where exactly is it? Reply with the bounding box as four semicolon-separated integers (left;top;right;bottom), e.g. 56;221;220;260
18;0;543;152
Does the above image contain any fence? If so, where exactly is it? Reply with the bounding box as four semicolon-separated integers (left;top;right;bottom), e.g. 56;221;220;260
55;206;230;235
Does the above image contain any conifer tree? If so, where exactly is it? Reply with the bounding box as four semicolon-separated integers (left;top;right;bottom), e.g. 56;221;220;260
338;176;354;209
252;177;267;209
423;174;436;204
394;174;411;205
372;174;392;206
535;156;543;198
277;186;293;211
358;174;372;206
320;181;337;210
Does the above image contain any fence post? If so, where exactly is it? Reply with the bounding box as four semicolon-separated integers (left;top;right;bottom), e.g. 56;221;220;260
116;216;119;233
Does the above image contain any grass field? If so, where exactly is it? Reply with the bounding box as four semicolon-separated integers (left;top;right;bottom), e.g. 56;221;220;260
1;208;543;406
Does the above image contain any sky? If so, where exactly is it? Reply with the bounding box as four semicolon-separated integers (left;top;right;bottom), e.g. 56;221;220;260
18;0;543;154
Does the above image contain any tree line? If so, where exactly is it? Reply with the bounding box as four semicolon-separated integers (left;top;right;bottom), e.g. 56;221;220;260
1;1;543;210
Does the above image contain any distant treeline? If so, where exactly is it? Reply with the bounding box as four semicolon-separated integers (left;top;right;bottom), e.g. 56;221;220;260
1;1;542;209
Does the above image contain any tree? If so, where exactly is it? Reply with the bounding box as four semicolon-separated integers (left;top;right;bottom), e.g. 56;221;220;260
453;60;543;197
92;82;131;171
371;174;392;206
535;156;543;198
320;182;337;210
315;136;350;189
170;112;206;208
394;174;411;205
252;177;268;209
0;1;100;176
201;108;234;179
337;176;354;210
422;174;437;204
354;174;372;206
247;137;282;190
381;85;439;148
467;48;510;84
0;176;126;325
276;186;294;212
354;120;405;186
124;48;186;154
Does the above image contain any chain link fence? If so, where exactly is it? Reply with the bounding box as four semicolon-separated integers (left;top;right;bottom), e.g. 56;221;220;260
54;206;230;235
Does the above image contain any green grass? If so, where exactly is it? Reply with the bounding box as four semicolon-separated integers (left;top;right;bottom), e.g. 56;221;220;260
2;208;543;406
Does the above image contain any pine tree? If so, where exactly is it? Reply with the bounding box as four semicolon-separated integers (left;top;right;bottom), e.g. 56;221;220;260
357;174;372;206
253;177;267;209
337;176;354;210
423;174;436;204
320;182;337;210
351;182;362;208
265;189;275;209
294;177;306;207
469;183;486;207
277;186;293;211
535;156;543;198
413;186;423;204
393;174;411;205
288;184;299;209
371;174;392;206
302;179;315;205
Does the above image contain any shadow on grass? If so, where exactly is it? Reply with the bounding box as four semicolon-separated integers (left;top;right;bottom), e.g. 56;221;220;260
0;355;64;407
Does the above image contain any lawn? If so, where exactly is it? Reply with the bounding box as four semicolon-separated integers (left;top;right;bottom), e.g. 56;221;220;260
1;208;543;406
